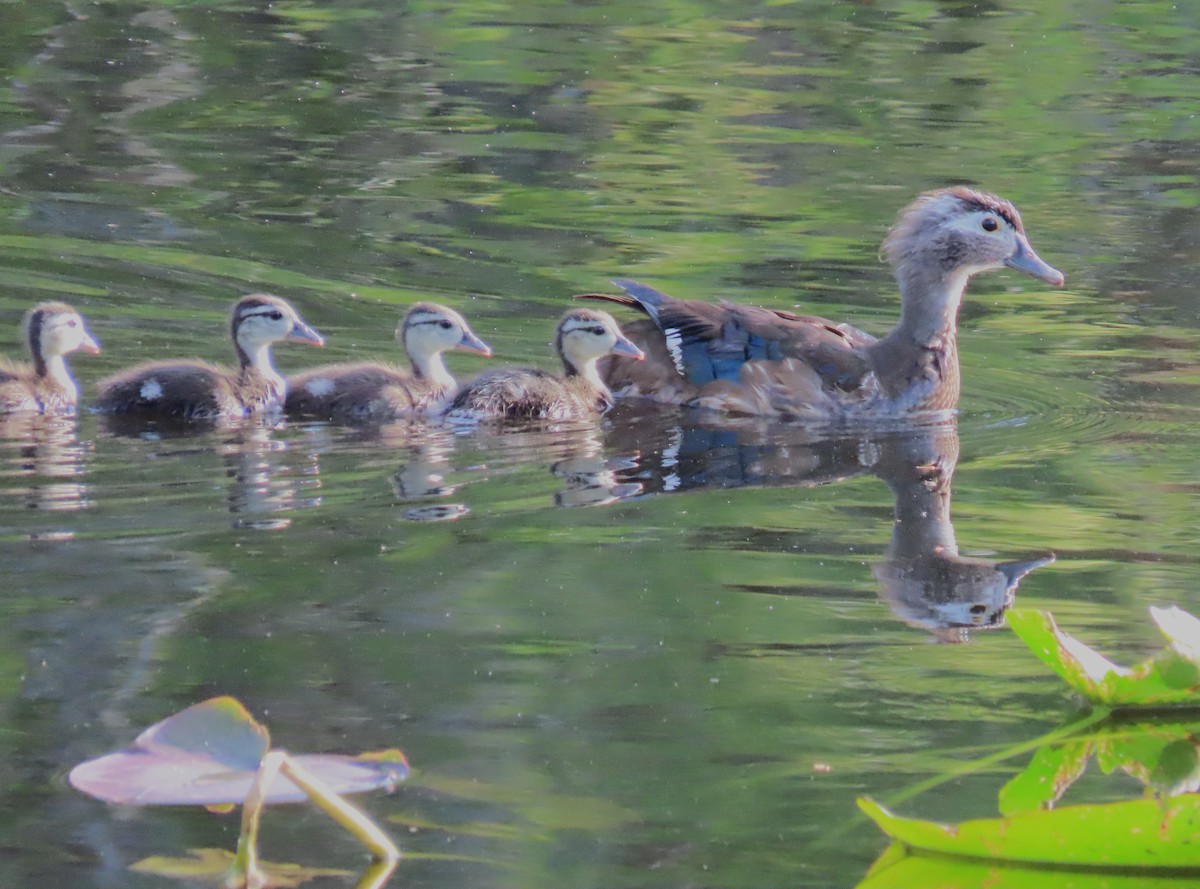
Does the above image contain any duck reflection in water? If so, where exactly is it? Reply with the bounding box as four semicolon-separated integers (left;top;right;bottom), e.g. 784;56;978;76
222;422;321;530
0;412;92;515
603;405;1052;639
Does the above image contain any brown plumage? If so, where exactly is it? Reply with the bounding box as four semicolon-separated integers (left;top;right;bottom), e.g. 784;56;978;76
285;302;491;422
446;308;644;421
579;186;1064;418
95;294;323;420
0;302;100;414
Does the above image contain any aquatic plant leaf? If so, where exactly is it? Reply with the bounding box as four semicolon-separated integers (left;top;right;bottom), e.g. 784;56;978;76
1008;609;1200;707
131;848;351;887
69;697;410;805
857;842;1200;888
997;739;1090;815
859;796;1200;868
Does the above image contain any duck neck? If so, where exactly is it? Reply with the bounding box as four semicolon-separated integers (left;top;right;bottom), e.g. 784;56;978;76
42;353;77;398
411;349;455;392
237;341;284;395
891;265;970;348
566;355;607;392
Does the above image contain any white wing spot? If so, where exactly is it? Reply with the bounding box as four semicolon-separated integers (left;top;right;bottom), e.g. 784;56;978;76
664;328;685;376
305;378;335;396
139;379;163;401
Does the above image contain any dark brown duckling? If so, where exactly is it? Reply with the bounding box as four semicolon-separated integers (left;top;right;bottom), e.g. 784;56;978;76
446;308;644;421
0;302;100;414
285;302;491;422
579;186;1064;418
95;293;324;420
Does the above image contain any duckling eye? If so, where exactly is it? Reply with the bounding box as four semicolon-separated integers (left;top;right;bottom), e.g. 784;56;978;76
588;326;605;336
67;319;77;328
268;310;283;321
439;320;452;330
981;216;999;232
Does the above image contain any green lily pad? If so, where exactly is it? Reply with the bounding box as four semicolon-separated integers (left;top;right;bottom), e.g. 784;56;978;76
859;796;1200;869
1008;608;1200;707
857;842;1200;888
69;697;409;806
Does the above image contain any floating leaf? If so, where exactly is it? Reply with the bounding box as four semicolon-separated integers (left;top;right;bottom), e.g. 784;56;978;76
857;842;1200;888
70;697;409;806
859;796;1200;869
1008;609;1200;707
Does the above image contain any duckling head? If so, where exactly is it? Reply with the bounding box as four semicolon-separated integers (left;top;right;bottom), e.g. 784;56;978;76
883;186;1064;288
22;302;101;369
231;294;324;357
400;303;492;366
556;308;645;377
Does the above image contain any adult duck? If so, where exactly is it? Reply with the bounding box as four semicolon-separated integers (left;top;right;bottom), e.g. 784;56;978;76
286;302;491;422
578;186;1064;418
95;293;323;420
0;302;100;414
445;308;643;421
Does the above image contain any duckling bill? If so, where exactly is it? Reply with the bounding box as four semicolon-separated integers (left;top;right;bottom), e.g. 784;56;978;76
579;186;1064;418
95;294;323;420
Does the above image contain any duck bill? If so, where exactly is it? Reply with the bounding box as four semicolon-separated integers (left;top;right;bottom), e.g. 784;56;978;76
611;335;645;361
457;329;492;357
1005;236;1065;287
287;319;325;347
78;331;101;355
996;553;1056;587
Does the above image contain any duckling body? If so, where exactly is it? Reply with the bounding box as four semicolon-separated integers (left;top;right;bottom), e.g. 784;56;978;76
580;187;1064;418
95;294;323;420
446;308;644;421
285;303;491;422
0;302;100;414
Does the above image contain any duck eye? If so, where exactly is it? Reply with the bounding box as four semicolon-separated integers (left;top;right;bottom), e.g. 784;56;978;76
981;216;999;232
268;310;283;321
67;319;77;328
439;320;452;329
589;326;605;335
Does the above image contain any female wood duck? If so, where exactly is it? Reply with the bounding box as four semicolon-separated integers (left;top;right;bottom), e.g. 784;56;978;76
0;302;100;414
285;302;492;422
445;308;644;421
578;187;1064;418
95;293;324;420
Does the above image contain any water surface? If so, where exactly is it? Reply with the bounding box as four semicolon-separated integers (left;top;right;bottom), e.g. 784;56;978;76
2;2;1200;887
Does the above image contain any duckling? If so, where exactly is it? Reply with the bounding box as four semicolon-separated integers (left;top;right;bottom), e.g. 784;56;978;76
0;302;100;414
578;186;1064;418
285;302;491;422
446;308;644;421
95;293;324;420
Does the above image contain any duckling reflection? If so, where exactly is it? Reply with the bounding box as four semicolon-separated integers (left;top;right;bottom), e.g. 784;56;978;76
603;405;1051;638
550;431;642;508
222;423;321;530
0;412;91;513
389;425;470;521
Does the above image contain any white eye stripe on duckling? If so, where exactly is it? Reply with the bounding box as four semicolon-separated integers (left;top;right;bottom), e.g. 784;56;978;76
139;379;164;401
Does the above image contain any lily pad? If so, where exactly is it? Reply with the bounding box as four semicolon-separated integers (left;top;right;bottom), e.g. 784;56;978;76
857;842;1200;888
859;796;1200;869
1008;608;1200;707
69;697;409;806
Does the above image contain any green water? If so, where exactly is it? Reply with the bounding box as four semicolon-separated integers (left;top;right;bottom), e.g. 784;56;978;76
2;1;1200;886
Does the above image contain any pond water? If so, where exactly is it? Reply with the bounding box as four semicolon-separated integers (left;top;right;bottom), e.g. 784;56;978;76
3;1;1200;887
